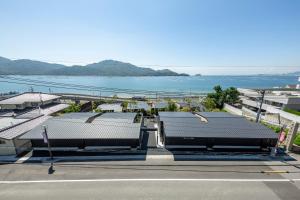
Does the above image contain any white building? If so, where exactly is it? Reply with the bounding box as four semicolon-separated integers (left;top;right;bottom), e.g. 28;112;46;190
97;103;123;112
238;88;300;112
0;92;61;110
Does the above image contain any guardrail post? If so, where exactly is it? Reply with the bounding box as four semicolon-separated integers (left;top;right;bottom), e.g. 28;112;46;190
286;122;299;152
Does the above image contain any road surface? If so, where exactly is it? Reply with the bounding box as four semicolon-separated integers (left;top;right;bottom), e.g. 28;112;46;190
1;160;300;199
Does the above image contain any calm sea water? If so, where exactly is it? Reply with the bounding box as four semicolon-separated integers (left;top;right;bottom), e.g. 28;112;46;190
0;75;298;96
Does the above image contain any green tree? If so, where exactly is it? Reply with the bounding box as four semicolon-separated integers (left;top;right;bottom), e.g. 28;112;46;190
207;85;224;109
202;97;217;111
224;87;240;105
167;101;177;111
207;85;239;109
121;101;129;109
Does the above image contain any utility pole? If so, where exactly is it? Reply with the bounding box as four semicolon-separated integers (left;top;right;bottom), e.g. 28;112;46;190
42;125;53;159
256;90;265;123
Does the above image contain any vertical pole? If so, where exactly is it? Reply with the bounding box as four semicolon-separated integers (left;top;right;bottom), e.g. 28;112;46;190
256;90;265;123
286;122;299;152
43;126;53;159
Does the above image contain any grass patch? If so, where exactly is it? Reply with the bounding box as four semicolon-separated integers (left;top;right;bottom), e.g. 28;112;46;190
261;122;288;134
294;134;300;146
283;108;300;116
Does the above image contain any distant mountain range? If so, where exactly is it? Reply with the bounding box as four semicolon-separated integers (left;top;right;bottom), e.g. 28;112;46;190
256;71;300;76
0;56;188;76
283;71;300;76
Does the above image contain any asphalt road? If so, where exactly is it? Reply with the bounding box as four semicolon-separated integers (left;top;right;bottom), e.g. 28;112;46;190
1;161;300;200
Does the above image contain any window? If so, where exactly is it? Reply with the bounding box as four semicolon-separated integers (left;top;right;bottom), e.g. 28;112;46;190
0;140;6;145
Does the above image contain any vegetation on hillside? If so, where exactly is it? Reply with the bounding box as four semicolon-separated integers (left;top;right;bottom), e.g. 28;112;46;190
0;56;188;76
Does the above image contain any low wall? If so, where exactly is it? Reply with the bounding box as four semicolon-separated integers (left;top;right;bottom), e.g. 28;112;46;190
223;104;243;116
266;106;300;123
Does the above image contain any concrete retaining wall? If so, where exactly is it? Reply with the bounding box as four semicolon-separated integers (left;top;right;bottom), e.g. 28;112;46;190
223;104;243;116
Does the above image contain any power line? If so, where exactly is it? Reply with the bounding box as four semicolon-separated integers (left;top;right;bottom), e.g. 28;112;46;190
0;75;206;96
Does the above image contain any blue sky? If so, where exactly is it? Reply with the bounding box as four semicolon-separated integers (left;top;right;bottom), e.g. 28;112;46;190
0;0;300;75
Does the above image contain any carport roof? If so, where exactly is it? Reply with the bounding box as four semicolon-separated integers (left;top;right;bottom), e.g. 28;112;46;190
159;112;277;139
20;112;141;140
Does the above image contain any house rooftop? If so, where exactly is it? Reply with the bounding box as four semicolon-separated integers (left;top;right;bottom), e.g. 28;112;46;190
0;116;50;140
159;112;277;139
20;112;141;140
0;93;60;105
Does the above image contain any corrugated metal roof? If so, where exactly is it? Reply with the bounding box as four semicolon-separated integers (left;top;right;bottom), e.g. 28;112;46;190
56;112;99;123
93;112;137;124
0;118;28;130
20;117;141;140
40;104;69;115
0;93;60;105
0;116;51;140
159;112;195;118
99;112;136;120
197;112;242;118
159;112;277;139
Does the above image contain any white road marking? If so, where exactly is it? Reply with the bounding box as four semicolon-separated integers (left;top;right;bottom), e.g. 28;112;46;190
1;178;300;184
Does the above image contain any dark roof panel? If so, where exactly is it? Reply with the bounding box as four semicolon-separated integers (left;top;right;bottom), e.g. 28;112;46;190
20;112;141;140
196;112;242;118
159;112;277;139
56;112;99;123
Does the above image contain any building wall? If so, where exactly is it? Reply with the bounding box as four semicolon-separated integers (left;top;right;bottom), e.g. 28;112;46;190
13;138;31;155
0;139;16;155
0;104;26;110
223;104;243;116
0;98;60;110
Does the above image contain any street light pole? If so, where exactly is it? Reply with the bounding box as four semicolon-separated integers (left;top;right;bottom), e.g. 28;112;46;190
256;90;265;123
42;125;53;159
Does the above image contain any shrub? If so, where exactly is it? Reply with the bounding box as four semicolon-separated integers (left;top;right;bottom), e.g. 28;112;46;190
294;134;300;146
63;103;81;113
